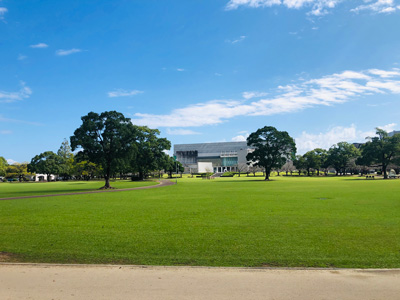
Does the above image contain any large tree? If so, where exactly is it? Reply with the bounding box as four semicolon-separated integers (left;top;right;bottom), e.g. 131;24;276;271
70;111;138;189
6;163;30;182
131;126;171;180
303;148;327;176
358;129;400;179
246;126;296;181
0;156;7;177
28;151;62;181
327;142;360;175
57;139;74;180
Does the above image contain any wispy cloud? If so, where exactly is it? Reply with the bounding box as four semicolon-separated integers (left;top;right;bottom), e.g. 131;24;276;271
55;48;82;56
132;67;400;128
0;130;12;135
226;35;247;44
0;7;7;20
351;0;400;14
6;159;18;165
30;43;48;48
177;68;185;72
0;115;42;126
107;89;144;98
242;91;268;99
166;128;201;135
0;82;32;103
225;0;341;15
295;123;398;153
225;0;400;15
18;54;27;61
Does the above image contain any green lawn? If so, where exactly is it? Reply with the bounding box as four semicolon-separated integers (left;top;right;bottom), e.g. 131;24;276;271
0;180;157;198
0;176;399;268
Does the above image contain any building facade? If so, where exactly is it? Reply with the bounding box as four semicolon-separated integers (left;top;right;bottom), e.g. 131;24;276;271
174;141;252;173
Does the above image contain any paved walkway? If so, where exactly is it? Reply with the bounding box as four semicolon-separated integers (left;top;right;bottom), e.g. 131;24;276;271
0;264;399;300
0;180;176;201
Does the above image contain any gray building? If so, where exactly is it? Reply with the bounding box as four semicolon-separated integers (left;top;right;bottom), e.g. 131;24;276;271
174;141;252;173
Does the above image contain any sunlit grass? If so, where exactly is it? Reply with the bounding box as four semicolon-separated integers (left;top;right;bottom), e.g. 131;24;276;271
0;176;399;268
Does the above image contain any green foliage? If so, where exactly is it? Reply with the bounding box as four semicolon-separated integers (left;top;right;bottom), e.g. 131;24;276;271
164;155;183;178
28;151;62;181
221;172;235;177
132;126;171;179
57;139;74;179
247;126;296;180
358;129;400;179
0;156;7;177
327;142;360;175
70;111;139;188
74;160;103;180
5;163;30;181
303;148;327;176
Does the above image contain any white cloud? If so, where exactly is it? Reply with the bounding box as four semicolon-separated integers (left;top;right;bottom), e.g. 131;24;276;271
232;134;249;141
0;130;12;134
225;0;341;15
177;68;185;72
0;82;32;103
6;159;17;165
30;43;48;48
351;0;400;13
242;91;268;99
107;89;144;98
295;123;398;153
18;54;27;60
225;0;400;15
0;7;7;20
166;128;201;135
132;67;400;128
228;35;247;44
55;48;82;56
215;73;223;76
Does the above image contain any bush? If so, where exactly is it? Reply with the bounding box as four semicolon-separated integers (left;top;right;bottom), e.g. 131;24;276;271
221;172;235;177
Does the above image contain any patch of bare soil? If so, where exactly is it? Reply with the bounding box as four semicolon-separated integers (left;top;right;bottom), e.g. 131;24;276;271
0;252;18;262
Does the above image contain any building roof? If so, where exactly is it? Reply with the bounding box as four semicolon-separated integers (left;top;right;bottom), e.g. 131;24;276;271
174;141;248;154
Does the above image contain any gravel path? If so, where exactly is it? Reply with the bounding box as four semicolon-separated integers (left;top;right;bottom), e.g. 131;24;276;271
0;180;176;201
0;264;399;300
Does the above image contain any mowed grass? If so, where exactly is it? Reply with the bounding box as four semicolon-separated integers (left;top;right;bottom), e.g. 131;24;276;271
0;180;157;198
0;176;399;268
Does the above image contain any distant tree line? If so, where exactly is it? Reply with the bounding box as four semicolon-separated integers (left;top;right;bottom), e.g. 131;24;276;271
281;129;400;179
1;114;400;184
1;111;181;187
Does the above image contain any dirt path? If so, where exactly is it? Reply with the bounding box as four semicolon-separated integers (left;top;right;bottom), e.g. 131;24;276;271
0;180;176;201
0;264;399;300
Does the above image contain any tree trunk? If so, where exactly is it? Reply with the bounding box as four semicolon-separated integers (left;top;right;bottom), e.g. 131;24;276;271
104;176;110;188
383;165;388;179
265;172;270;180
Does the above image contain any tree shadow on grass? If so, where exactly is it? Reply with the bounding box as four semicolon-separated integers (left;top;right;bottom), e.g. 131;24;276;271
213;179;274;183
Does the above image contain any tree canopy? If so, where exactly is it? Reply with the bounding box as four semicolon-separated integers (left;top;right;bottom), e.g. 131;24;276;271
327;142;359;175
358;129;400;179
70;111;139;189
0;156;7;177
246;126;296;180
28;151;62;181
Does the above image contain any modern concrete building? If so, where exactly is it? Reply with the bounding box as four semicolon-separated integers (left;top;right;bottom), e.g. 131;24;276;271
174;141;253;173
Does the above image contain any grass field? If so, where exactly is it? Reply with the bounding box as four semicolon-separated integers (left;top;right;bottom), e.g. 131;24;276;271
0;180;157;198
0;176;399;268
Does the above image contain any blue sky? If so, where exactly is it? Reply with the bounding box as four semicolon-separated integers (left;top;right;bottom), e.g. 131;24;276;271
1;0;400;163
